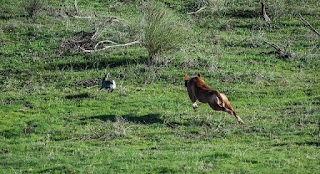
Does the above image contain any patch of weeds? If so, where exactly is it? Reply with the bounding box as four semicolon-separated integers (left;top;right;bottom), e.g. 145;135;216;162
21;0;47;19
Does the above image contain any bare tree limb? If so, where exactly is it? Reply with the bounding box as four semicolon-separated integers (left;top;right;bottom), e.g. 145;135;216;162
74;0;80;15
187;6;207;15
80;40;141;53
94;40;118;50
264;41;294;58
299;13;320;37
91;28;99;40
264;41;282;54
261;0;271;27
86;85;99;89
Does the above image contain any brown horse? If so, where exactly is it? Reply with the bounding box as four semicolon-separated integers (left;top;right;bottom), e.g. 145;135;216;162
185;73;244;124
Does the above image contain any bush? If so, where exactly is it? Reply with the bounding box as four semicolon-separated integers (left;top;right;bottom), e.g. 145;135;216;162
141;2;186;65
22;0;46;18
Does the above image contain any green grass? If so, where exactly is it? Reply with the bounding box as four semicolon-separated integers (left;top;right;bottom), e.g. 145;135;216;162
1;0;319;173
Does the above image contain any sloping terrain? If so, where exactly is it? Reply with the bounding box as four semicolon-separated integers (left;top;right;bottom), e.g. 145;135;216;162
0;0;319;173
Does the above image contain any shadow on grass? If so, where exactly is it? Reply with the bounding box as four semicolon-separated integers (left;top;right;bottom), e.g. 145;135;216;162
46;54;148;71
37;166;77;173
273;141;320;147
65;93;91;99
225;8;259;18
83;114;163;125
81;114;215;128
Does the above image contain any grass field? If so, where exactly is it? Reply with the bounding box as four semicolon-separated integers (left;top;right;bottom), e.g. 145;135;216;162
1;0;319;173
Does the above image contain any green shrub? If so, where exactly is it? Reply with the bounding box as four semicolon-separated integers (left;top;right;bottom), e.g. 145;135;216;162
22;0;46;18
141;2;186;65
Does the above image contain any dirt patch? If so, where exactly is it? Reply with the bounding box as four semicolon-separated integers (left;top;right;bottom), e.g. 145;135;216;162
245;59;255;64
22;125;38;134
0;69;22;76
1;148;9;154
3;98;35;109
60;31;98;52
3;98;24;105
24;102;35;109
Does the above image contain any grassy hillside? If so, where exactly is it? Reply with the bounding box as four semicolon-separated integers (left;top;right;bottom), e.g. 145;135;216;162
1;0;319;173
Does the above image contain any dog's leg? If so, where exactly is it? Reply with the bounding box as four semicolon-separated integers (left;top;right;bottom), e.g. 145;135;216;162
209;103;244;124
209;103;225;112
192;102;198;110
226;109;244;125
187;88;198;110
222;101;244;124
216;93;244;125
232;111;244;125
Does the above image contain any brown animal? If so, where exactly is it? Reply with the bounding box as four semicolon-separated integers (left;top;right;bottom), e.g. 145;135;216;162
185;73;244;124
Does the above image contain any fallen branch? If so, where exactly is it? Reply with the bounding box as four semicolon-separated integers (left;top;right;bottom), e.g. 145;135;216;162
94;40;117;50
187;6;207;15
86;85;99;89
80;40;141;53
264;41;293;58
91;28;99;40
299;13;320;37
264;41;282;54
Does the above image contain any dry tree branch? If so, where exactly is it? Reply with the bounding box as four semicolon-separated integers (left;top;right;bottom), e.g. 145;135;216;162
264;41;282;54
74;0;80;15
91;28;99;40
264;41;293;58
86;85;99;89
299;13;320;37
187;6;207;15
261;0;271;27
94;40;118;50
80;40;141;53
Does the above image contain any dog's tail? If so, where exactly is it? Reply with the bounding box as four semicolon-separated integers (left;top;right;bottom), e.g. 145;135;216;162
185;73;189;87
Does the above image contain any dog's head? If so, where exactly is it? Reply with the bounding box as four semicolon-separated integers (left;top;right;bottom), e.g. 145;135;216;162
185;72;202;87
185;73;189;87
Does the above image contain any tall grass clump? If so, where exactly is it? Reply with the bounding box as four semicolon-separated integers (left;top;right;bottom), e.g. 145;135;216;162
141;2;186;65
22;0;46;18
